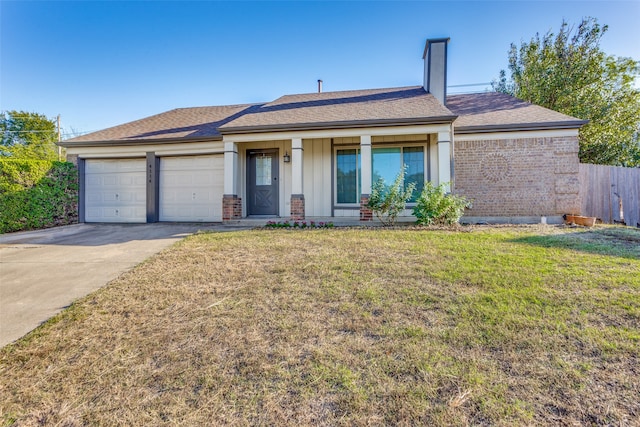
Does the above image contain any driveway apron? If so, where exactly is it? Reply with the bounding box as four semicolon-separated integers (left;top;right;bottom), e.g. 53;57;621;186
0;223;236;347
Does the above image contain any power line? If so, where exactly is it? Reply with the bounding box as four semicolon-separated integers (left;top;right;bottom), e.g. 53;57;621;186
1;112;59;121
2;130;57;134
448;82;492;88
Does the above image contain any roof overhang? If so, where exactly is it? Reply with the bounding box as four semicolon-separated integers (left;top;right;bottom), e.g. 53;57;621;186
59;135;223;148
219;116;458;135
453;120;588;134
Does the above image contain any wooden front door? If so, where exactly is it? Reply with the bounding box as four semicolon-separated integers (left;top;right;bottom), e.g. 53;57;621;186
247;149;279;216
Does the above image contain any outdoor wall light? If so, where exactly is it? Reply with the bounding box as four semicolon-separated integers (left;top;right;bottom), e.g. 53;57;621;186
283;151;291;163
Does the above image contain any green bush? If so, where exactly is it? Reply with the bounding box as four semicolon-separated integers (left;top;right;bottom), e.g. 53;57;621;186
0;160;78;233
367;167;416;226
0;159;52;193
412;182;470;226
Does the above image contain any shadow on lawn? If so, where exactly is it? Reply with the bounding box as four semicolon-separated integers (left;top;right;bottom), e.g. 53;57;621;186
510;227;640;260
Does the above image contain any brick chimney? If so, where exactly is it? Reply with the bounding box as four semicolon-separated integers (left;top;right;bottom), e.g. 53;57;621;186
422;38;450;105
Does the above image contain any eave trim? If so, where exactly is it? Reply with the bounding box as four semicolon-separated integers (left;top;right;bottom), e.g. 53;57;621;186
60;135;223;148
454;120;588;134
219;116;458;135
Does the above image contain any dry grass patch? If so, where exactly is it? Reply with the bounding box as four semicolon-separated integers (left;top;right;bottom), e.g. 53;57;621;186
1;226;639;426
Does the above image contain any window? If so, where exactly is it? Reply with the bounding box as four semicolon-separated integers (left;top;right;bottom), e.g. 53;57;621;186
372;146;424;202
335;145;424;205
372;147;401;185
336;149;360;204
255;155;272;186
403;147;424;202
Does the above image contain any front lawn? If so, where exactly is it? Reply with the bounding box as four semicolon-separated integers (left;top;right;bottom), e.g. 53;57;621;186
1;226;638;426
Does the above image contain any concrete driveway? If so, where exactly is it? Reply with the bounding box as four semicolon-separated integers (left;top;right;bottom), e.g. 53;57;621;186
0;223;242;347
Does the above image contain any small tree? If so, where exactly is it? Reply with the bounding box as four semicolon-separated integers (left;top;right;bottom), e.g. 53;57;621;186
367;167;415;226
0;111;58;160
412;182;470;226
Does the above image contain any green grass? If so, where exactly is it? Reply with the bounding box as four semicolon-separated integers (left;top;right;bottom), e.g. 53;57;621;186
1;225;638;426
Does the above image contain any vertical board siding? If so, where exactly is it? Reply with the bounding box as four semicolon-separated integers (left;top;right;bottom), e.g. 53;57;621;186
303;138;332;217
580;163;640;227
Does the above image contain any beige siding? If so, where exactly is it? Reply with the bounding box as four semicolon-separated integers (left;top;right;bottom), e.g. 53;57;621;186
372;134;428;143
303;138;332;216
66;141;224;158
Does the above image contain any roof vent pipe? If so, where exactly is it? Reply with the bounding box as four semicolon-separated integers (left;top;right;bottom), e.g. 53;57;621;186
422;38;450;105
318;79;323;93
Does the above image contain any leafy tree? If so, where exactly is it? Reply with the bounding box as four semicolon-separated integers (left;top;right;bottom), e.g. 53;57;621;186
493;18;640;167
0;111;59;160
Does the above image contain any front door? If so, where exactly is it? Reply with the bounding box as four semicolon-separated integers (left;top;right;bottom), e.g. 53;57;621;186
247;149;279;216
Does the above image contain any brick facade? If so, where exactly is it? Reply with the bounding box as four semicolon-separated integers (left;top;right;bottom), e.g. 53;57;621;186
454;136;581;218
66;154;79;166
290;194;305;220
222;195;242;221
360;194;373;221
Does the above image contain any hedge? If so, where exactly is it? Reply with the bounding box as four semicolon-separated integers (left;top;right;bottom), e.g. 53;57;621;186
0;159;78;233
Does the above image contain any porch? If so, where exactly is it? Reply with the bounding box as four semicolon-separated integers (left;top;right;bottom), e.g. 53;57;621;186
221;124;455;221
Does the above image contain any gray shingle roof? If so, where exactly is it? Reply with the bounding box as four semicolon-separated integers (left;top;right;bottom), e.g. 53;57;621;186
62;88;585;146
447;92;586;132
218;86;457;133
65;104;259;144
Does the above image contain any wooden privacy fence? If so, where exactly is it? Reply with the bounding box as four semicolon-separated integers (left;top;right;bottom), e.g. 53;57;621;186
579;163;640;227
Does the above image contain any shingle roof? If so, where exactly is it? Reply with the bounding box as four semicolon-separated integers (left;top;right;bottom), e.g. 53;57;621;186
447;92;586;132
218;86;457;133
62;88;585;146
65;104;259;144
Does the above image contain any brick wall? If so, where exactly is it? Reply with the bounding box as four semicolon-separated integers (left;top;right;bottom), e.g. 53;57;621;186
66;154;79;166
222;195;242;220
360;194;373;221
290;194;305;219
454;136;580;217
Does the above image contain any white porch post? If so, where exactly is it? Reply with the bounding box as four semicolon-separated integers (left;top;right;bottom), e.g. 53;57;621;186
224;141;238;195
290;137;305;219
360;135;373;221
360;135;372;195
437;131;452;192
291;138;303;195
223;141;241;220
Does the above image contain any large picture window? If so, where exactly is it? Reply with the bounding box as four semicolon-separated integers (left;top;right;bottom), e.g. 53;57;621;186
372;146;424;202
335;145;424;205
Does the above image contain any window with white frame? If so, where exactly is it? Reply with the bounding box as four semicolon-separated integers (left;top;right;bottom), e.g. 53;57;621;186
336;149;360;204
372;146;424;202
335;145;425;204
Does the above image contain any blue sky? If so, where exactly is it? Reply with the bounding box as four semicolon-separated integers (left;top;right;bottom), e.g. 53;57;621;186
1;0;639;138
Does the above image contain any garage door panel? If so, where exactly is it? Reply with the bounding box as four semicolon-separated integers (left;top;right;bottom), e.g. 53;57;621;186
85;206;147;222
85;159;146;223
159;156;223;222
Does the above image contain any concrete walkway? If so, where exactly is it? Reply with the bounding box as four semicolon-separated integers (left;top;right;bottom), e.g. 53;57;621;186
0;223;246;347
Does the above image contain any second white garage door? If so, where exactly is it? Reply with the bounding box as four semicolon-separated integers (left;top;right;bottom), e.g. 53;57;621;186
159;155;224;222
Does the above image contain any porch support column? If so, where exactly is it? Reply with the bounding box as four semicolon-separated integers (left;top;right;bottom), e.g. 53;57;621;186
359;135;373;221
437;131;452;192
290;137;305;219
223;141;242;220
146;152;159;223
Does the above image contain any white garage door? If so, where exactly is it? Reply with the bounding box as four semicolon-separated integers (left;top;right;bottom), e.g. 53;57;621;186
159;155;223;222
85;159;146;223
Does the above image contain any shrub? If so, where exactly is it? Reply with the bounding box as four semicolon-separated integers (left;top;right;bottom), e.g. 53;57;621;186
412;181;470;226
367;167;415;226
265;221;334;229
0;160;78;233
0;159;51;193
